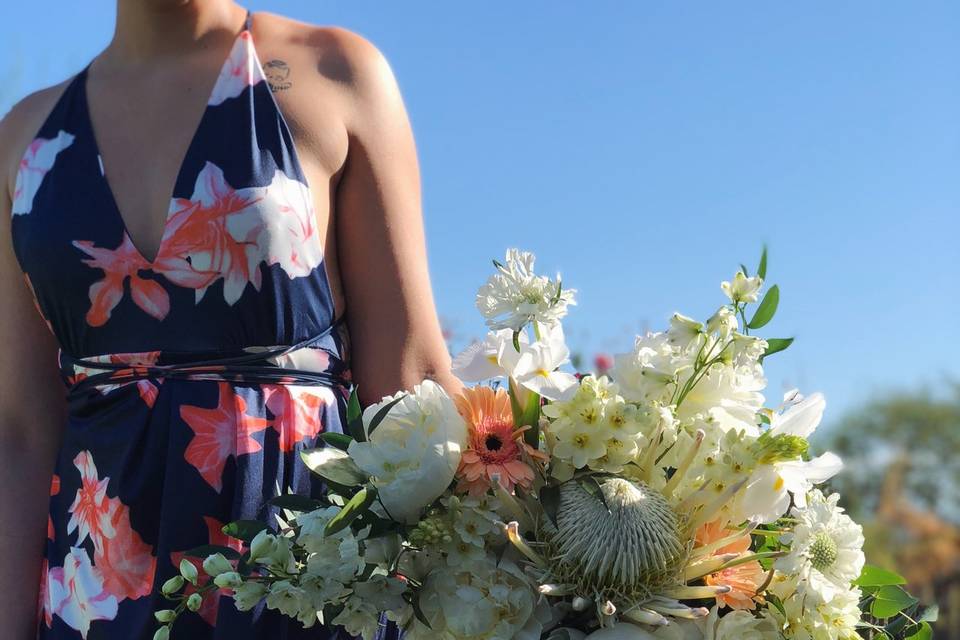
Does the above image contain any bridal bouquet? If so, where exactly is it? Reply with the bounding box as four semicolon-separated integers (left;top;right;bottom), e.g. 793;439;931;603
156;248;933;640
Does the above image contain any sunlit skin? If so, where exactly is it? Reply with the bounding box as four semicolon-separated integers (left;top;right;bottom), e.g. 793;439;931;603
0;0;461;634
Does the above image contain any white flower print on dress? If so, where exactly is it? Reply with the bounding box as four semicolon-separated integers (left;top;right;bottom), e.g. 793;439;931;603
207;31;265;106
12;130;75;216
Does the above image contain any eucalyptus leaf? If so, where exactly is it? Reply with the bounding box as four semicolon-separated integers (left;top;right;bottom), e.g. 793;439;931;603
301;447;368;486
748;285;779;329
221;520;269;543
854;564;907;587
319;432;354;451
324;486;378;536
269;494;326;512
366;394;407;438
761;337;794;360
182;544;242;560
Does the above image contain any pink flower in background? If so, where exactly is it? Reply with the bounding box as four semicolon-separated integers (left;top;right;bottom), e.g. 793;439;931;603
46;547;118;639
594;353;614;375
12;130;75;216
73;235;170;325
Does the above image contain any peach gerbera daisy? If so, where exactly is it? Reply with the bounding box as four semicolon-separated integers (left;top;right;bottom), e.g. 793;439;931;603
453;386;547;497
695;519;766;610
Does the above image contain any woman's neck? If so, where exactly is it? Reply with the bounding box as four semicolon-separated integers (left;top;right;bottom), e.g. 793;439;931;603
109;0;248;63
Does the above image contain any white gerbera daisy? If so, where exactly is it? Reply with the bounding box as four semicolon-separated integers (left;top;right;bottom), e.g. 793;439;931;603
776;489;865;602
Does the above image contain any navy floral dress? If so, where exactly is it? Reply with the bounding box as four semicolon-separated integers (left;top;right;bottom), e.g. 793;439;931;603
10;11;396;640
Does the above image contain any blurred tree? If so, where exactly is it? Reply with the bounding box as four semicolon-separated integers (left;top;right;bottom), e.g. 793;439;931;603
817;381;960;522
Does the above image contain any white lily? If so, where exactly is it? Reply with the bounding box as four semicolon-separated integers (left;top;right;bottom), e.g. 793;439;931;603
451;329;528;382
736;392;843;523
498;323;578;401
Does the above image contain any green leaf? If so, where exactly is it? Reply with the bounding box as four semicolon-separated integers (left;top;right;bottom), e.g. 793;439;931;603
221;520;270;543
519;391;541;448
346;388;365;442
740;263;749;277
905;621;933;640
324;486;378;536
366;394;407;438
182;544;242;560
748;284;780;329
319;432;354;451
269;494;326;512
492;258;505;271
300;447;368;487
410;590;432;629
854;564;908;587
870;585;918;619
512;330;522;352
757;246;768;280
539;484;561;527
762;337;794;360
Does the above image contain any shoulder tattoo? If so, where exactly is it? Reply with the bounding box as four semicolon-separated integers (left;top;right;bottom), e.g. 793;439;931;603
264;59;292;92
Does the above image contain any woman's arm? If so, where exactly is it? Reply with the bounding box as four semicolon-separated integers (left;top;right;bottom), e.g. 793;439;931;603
0;96;69;638
329;31;463;406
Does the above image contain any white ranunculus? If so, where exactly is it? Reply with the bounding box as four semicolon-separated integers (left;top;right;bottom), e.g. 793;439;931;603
348;380;467;524
498;322;578;401
476;248;576;331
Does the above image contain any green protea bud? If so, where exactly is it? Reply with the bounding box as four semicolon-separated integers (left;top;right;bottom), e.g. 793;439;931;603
539;478;687;605
754;432;809;464
409;509;454;548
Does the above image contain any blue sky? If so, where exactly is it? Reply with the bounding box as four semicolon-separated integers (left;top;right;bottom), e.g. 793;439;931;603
2;2;958;428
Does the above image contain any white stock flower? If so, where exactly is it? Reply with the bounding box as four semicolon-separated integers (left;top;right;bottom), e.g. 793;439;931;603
476;248;576;331
721;272;763;303
348;380;468;523
776;489;865;603
498;322;578;401
612;331;686;405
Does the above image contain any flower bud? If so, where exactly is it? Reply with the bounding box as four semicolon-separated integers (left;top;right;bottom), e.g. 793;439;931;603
179;558;198;585
214;571;244;589
154;609;176;623
249;529;274;561
161;575;184;595
202;553;233;577
153;626;171;640
186;592;203;612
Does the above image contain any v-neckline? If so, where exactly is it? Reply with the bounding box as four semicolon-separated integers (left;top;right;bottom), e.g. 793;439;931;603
78;11;253;266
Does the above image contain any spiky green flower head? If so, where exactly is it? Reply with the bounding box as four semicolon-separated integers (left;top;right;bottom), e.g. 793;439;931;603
538;477;689;606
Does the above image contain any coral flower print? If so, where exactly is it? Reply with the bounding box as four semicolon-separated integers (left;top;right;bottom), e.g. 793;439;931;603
454;386;546;496
95;501;156;601
695;519;765;610
67;452;116;546
47;547;119;639
207;31;265;106
264;384;334;452
12;130;75;215
155;162;266;305
182;382;272;491
73;234;170;325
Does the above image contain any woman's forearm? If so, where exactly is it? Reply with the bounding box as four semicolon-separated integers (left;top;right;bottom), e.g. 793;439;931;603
0;426;61;639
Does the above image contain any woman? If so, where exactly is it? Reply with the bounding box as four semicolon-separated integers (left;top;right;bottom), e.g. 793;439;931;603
0;1;460;638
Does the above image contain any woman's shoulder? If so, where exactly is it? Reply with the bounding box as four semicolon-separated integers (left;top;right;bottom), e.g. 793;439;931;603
0;77;76;203
252;11;396;96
